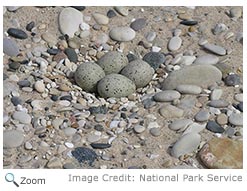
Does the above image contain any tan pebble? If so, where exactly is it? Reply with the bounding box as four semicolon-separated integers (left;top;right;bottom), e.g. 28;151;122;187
189;26;197;32
58;84;71;91
68;39;80;49
52;52;67;62
38;23;46;30
57;40;68;49
216;113;228;125
101;25;108;32
178;13;191;20
34;80;45;93
71;122;79;128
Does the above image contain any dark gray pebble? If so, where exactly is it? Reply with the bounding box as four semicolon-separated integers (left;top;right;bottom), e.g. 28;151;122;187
72;147;97;166
180;20;198;26
60;95;72;101
225;127;235;138
237;102;243;112
26;21;35;32
71;6;86;11
89;105;108;114
127;53;138;62
51;95;59;101
142;98;156;109
11;96;22;106
7;28;28;39
90;143;111;149
224;74;241;86
143;52;165;70
47;48;60;55
206;121;225;133
64;48;78;63
94;124;104;131
130;18;146;31
3;73;8;80
17;80;31;87
107;9;117;18
9;62;20;70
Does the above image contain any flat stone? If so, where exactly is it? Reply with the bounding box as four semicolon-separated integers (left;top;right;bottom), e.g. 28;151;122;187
162;65;222;90
7;28;28;39
198;138;242;168
3;38;20;57
46;157;63;168
180;20;198;26
90;143;111;149
194;54;219;65
93;13;109;25
143;52;166;70
41;33;57;45
149;128;161;137
130;18;146;31
153;90;181;102
169;119;193;131
206;121;225;133
109;26;136;42
208;100;229;108
3;130;24;148
168;36;182;51
59;7;83;38
87;134;101;143
134;125;146;133
114;6;128;16
229;113;243;126
146;31;156;42
182;123;206;135
12;111;31;124
176;84;202;94
159;105;184;118
210;89;223;100
194;109;210;122
202;43;226;56
171;133;201;158
213;23;228;35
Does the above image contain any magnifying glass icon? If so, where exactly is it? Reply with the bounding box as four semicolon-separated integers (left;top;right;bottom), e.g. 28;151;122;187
5;173;19;187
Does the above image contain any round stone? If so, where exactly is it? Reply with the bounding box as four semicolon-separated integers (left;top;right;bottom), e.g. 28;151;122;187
63;128;77;136
59;7;83;38
3;38;20;57
176;84;202;94
194;54;219;65
93;13;109;25
143;52;166;70
224;74;241;86
121;59;154;88
12;111;31;124
216;113;228;125
171;133;201;158
97;74;136;98
149;128;161;137
130;18;146;31
168;36;182;51
206;121;225;133
3;130;24;148
198;138;242;168
169;119;193;131
97;51;128;75
7;28;28;39
72;147;98;166
194;109;210;122
229;113;243;126
162;65;222;90
229;7;242;18
74;62;105;92
34;80;45;93
153;90;181;102
134;125;145;133
109;26;136;42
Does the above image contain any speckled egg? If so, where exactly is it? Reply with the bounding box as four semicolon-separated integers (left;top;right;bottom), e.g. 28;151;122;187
97;51;128;75
74;62;105;92
97;74;136;98
121;59;154;88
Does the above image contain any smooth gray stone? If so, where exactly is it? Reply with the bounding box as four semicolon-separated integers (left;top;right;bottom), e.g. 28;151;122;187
171;133;201;158
159;105;184;118
208;100;229;108
6;6;22;12
194;110;210;122
194;54;219;65
229;113;243;126
109;26;136;42
162;65;222;90
12;111;31;124
93;13;109;25
134;125;145;133
3;38;20;56
63;128;77;136
3;130;24;148
210;89;223;100
169;119;193;131
153;90;181;102
203;43;226;56
176;84;202;94
182;123;206;135
168;36;182;51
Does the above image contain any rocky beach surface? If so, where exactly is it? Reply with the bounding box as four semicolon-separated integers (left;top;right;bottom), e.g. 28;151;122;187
3;6;243;169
